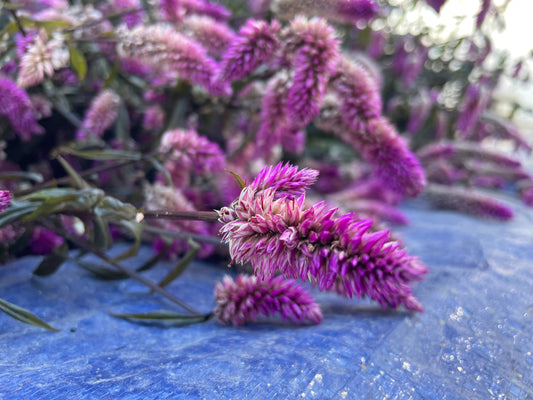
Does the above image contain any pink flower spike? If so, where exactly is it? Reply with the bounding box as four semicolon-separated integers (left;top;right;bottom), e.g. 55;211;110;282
214;274;322;326
217;19;281;82
247;162;319;198
76;89;120;140
0;190;11;212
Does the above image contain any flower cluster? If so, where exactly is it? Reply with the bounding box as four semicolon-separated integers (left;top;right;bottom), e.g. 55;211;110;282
0;190;10;213
218;163;428;312
214;274;322;326
76;90;121;140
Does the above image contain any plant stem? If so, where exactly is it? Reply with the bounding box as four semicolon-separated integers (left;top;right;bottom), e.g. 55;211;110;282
142;210;219;222
143;225;225;247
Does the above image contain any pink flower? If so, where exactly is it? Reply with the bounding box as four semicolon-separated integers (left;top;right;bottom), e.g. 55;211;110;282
0;190;11;212
110;0;144;28
76;89;120;140
29;227;64;255
217;164;428;312
214;274;322;326
181;15;237;58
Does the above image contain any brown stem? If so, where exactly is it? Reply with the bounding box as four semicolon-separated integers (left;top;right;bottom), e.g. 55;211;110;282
142;210;219;222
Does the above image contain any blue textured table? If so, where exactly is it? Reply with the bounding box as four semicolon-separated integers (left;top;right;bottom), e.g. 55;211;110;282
1;199;532;399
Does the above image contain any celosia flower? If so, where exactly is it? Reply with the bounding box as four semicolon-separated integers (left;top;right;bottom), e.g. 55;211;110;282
116;24;230;96
29;227;64;255
0;190;11;212
181;15;237;58
424;183;513;220
391;37;428;87
367;29;387;59
425;0;446;13
217;19;280;82
160;0;231;23
0;76;44;141
142;105;165;131
272;0;379;24
159;128;226;187
478;113;532;152
214;274;322;326
247;162;318;198
17;30;69;88
217;163;428;312
456;84;490;137
76;89;120;140
110;0;144;28
333;56;382;133
285;16;339;125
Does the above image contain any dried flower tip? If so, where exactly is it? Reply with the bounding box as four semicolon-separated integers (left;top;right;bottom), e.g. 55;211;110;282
217;19;281;82
0;190;11;212
214;274;322;326
76;90;120;140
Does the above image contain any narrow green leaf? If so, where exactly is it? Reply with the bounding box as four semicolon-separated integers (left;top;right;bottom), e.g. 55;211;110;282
75;259;129;280
104;61;120;88
0;171;44;183
157;239;199;288
0;201;39;228
146;156;173;187
33;242;69;276
59;147;142;161
227;170;246;190
92;213;112;249
69;45;87;81
0;298;59;331
56;155;90;189
109;310;212;326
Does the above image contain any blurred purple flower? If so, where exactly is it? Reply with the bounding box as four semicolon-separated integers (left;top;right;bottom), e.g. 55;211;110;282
272;0;378;24
456;84;490;137
425;0;446;13
286;16;340;125
367;29;387;59
217;19;280;82
160;0;231;23
392;37;428;87
29;227;64;255
76;89;120;140
142;105;165;131
477;113;532;152
214;274;323;326
0;190;11;212
117;24;230;96
406;89;438;135
0;76;44;141
218;164;427;312
476;0;491;28
110;0;144;28
181;15;237;58
424;183;513;220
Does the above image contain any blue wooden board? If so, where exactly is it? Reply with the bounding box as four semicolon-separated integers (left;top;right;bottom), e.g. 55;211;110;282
1;199;532;399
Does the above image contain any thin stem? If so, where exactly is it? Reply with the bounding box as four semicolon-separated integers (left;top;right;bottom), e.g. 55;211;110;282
7;7;26;36
143;225;226;247
48;223;201;315
142;210;219;222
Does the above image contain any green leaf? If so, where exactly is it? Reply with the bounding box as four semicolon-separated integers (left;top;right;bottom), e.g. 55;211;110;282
69;45;87;82
55;154;90;189
75;259;129;280
0;298;59;331
157;239;199;288
33;242;69;276
0;201;39;228
59;147;142;161
0;171;43;183
109;310;212;326
227;170;246;190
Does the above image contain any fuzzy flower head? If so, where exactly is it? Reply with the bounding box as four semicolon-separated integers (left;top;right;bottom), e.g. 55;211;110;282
0;190;11;212
76;89;120;140
217;19;281;82
214;274;322;326
218;164;428;312
181;15;237;58
17;29;69;88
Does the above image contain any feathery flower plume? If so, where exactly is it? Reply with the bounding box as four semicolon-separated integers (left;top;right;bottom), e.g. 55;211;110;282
332;56;382;133
248;162;319;197
272;0;379;24
456;84;490;137
159;128;226;187
110;0;144;28
181;15;237;58
391;37;428;87
116;24;230;96
214;274;322;326
217;19;280;82
285;16;339;125
76;89;120;140
478;113;532;152
142;105;165;131
0;76;44;141
424;183;513;220
217;163;428;312
29;227;64;255
0;190;11;213
17;29;69;88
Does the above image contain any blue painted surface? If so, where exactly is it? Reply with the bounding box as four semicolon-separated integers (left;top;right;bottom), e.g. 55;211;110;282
1;200;532;399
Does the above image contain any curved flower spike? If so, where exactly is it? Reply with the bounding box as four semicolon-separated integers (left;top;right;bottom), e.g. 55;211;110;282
214;274;322;326
0;190;11;213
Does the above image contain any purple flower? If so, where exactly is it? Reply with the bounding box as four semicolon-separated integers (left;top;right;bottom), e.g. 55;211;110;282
335;0;380;23
391;37;428;87
476;0;491;28
217;164;428;312
0;190;11;212
110;0;144;28
367;29;387;59
29;227;64;255
286;16;340;125
142;105;165;131
76;89;120;140
0;76;44;141
159;128;226;187
181;15;237;58
456;84;490;137
181;0;232;21
272;0;378;24
477;113;532;153
217;19;281;82
247;162;319;198
425;0;446;13
117;24;230;96
214;274;322;326
424;183;513;220
333;56;382;133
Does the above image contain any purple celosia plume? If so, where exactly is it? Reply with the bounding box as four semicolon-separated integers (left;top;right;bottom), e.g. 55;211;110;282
142;105;165;131
117;24;230;96
217;163;428;312
214;274;323;326
181;15;237;58
272;0;379;24
285;16;339;126
158;128;226;187
0;190;11;212
456;84;490;137
0;76;44;141
217;19;281;82
76;89;120;140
